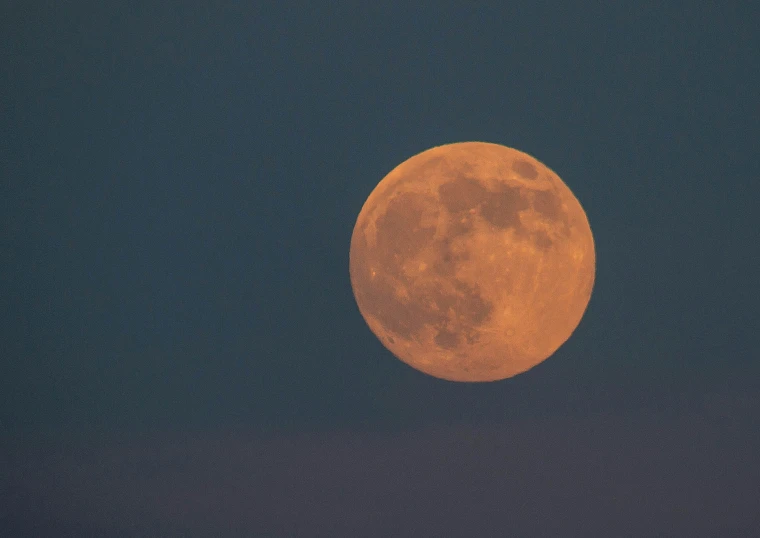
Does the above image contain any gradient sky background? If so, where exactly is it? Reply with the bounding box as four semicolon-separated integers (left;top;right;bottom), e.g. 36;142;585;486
2;2;759;536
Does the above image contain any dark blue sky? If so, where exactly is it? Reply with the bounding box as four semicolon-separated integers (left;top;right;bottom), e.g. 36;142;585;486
2;2;759;535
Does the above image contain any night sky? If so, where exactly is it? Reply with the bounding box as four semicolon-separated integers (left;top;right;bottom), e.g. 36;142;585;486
2;2;759;536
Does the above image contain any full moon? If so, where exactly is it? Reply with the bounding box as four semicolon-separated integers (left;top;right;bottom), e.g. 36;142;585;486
349;142;595;382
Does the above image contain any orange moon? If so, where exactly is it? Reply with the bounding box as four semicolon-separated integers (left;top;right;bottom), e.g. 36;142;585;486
349;142;595;382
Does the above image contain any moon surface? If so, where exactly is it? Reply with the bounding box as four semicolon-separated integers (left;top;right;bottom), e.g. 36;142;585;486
349;142;595;382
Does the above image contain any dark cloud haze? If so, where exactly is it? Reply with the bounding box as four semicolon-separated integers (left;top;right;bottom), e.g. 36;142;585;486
2;2;759;536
